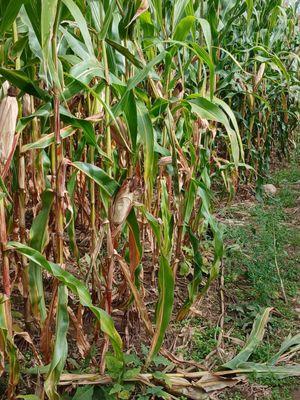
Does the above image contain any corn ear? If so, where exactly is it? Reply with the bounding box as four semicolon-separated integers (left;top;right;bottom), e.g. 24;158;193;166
0;95;18;166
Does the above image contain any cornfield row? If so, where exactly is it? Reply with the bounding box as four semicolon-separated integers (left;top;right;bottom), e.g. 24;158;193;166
0;0;299;398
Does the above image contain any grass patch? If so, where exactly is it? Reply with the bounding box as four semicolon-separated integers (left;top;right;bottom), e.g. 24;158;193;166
224;163;300;310
190;325;221;361
178;161;300;399
213;161;300;399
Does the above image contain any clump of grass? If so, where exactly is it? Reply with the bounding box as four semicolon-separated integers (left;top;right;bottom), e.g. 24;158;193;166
224;169;300;306
190;326;221;361
249;375;299;400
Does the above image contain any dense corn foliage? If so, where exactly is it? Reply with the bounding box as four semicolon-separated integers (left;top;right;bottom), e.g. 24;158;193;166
0;0;299;398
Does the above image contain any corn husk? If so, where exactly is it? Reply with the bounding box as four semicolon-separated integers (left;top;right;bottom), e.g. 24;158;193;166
197;118;209;130
112;188;133;226
0;95;18;165
22;93;31;117
112;180;134;227
0;81;9;101
254;63;266;90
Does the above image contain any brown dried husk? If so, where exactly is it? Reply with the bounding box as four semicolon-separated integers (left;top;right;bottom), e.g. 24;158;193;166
0;95;18;165
22;93;31;117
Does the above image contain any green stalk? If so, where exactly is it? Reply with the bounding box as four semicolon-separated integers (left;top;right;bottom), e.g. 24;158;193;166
52;8;64;265
13;20;30;324
0;198;10;299
87;94;96;250
100;4;112;176
44;3;69;398
99;2;113;373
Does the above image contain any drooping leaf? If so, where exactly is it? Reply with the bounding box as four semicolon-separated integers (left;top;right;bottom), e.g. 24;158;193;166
185;96;240;166
146;255;174;364
224;308;273;370
44;285;69;400
9;242;123;360
72;161;119;197
0;68;50;100
29;189;54;323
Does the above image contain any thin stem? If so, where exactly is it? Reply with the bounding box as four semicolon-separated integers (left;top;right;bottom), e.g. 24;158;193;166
52;1;64;265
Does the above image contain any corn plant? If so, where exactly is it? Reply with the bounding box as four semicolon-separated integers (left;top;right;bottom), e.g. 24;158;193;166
0;0;298;398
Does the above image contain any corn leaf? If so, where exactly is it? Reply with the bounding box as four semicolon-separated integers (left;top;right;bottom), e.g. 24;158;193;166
146;255;174;364
9;242;124;360
224;308;273;370
72;161;119;197
0;68;50;100
44;285;69;400
137;101;154;208
29;189;54;323
0;0;24;34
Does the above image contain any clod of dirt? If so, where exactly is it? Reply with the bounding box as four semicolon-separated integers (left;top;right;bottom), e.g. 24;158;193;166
263;184;277;195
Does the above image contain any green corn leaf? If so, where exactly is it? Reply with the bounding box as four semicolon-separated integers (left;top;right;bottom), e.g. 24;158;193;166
146;255;174;364
183;179;197;229
172;0;190;31
127;51;166;92
9;242;123;360
41;0;58;52
21;127;75;153
59;106;108;159
17;103;52;133
137;101;154;209
152;0;163;29
235;363;300;379
268;333;300;366
60;26;90;60
160;179;172;258
223;307;273;370
213;96;244;161
98;0;117;40
191;43;215;100
40;0;61;88
173;16;195;41
62;0;94;56
198;18;212;52
63;73;130;154
127;208;143;269
44;285;69;400
24;3;41;43
67;58;124;88
0;0;25;35
138;206;161;244
245;0;254;23
0;295;19;395
185;96;240;166
66;172;79;259
72;161;119;197
123;90;138;154
165;39;215;99
106;39;144;69
0;68;50;100
29;189;54;323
